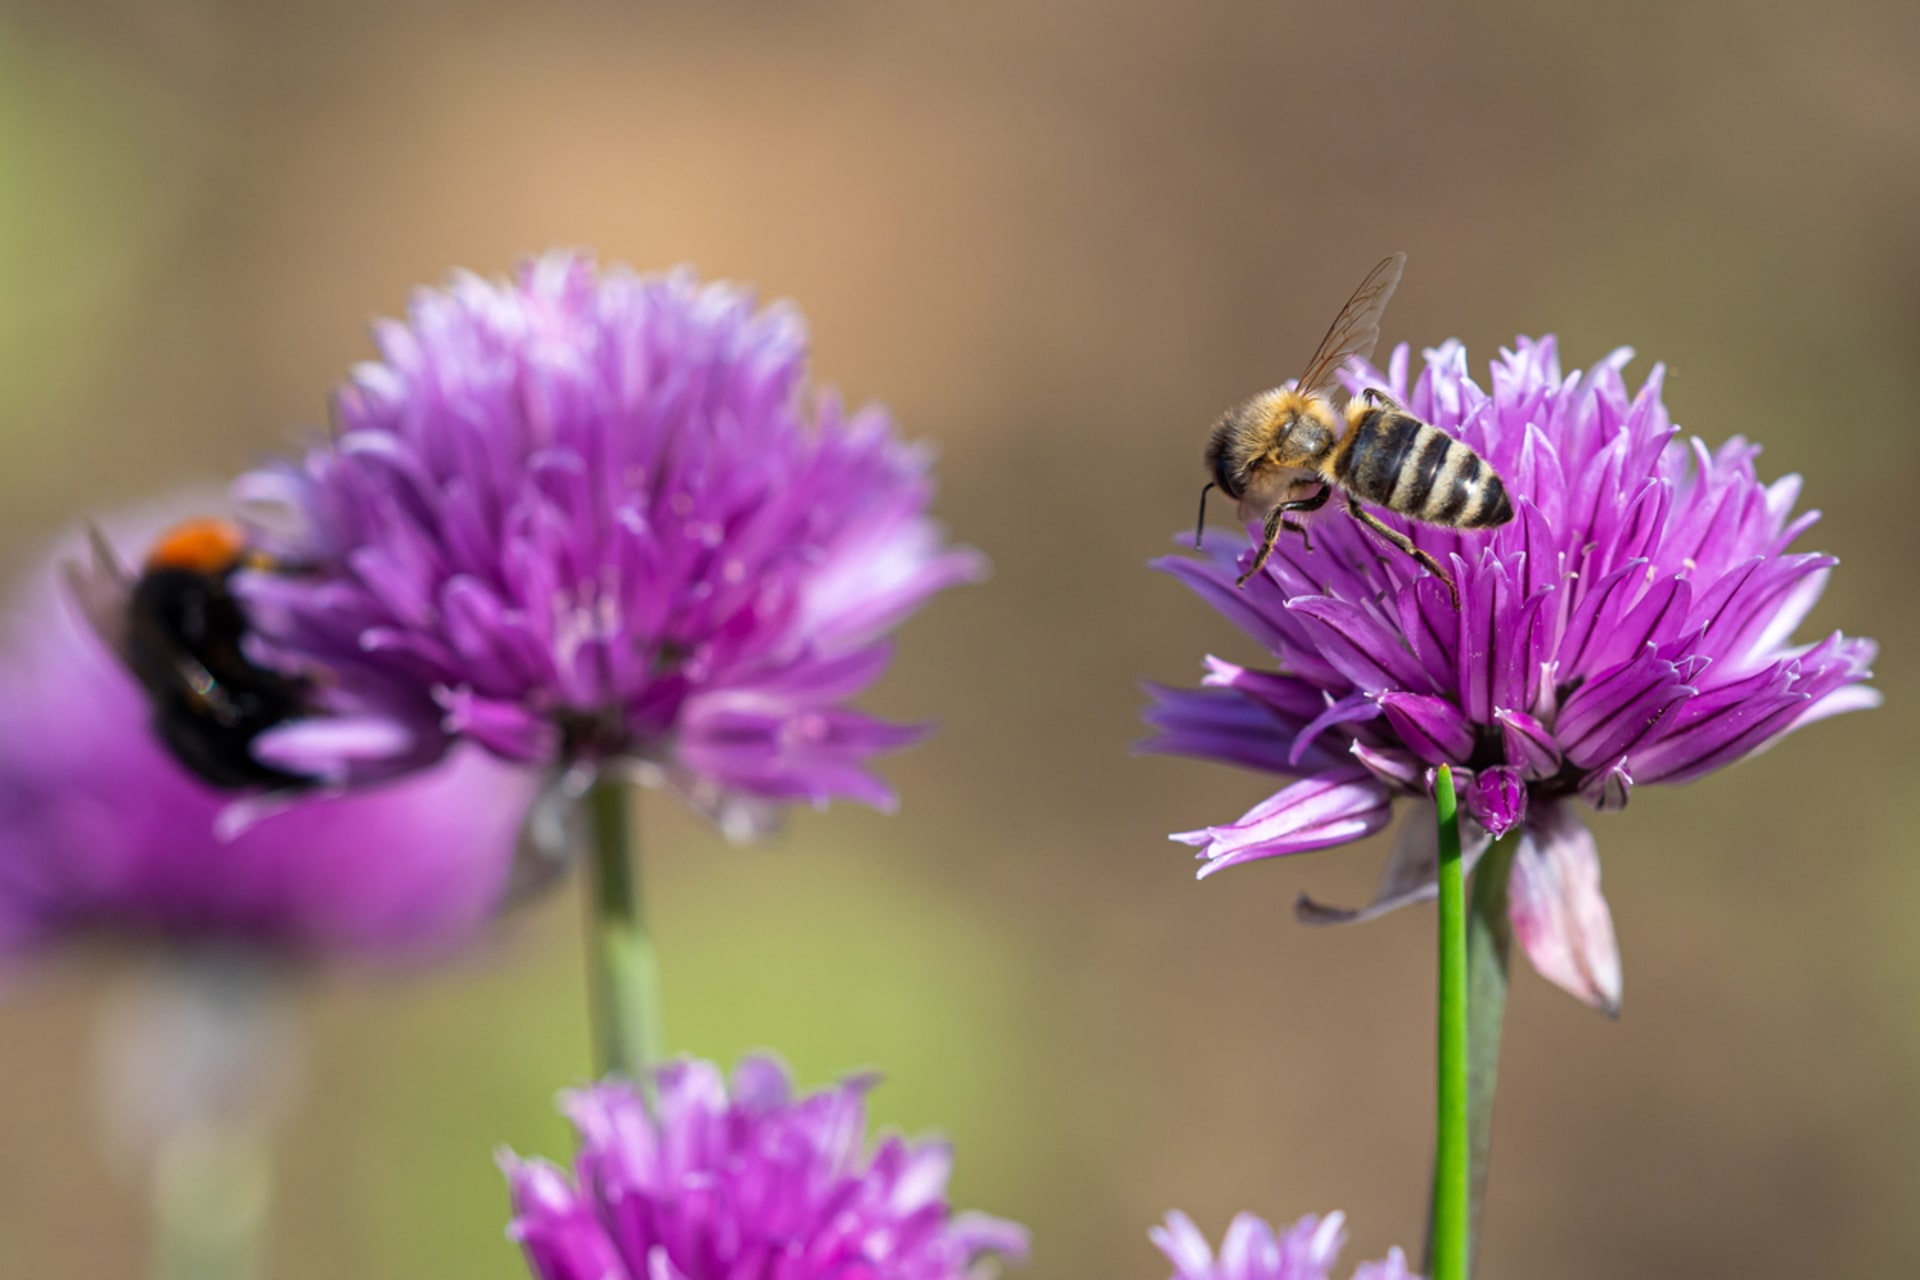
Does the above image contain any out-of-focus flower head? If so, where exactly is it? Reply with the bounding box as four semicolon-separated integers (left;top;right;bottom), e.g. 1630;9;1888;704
233;253;982;835
0;537;534;963
1145;338;1877;1012
1152;1209;1416;1280
500;1054;1027;1280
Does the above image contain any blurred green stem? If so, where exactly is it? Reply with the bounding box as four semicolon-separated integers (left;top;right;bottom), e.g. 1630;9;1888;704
151;1125;271;1280
1429;766;1469;1280
583;774;663;1085
1466;829;1521;1273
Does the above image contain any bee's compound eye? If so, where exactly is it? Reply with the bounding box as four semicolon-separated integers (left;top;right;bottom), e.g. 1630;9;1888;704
1212;452;1242;501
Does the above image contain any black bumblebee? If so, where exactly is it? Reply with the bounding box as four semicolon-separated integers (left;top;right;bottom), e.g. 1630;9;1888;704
69;518;315;791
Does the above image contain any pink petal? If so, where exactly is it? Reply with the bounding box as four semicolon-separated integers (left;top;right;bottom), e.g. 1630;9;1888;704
1150;1211;1217;1279
1375;691;1475;764
1790;682;1882;731
1352;1248;1417;1280
1350;740;1422;789
1172;774;1394;879
251;715;422;779
436;686;562;761
1508;803;1622;1014
1494;707;1561;779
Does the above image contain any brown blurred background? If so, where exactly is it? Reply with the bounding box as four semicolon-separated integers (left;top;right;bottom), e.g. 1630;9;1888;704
2;1;1918;1276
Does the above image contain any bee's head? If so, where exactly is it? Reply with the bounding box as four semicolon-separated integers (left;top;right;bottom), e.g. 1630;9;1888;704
1203;407;1251;500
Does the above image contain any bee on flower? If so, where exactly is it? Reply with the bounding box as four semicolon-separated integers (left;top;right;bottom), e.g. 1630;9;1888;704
1151;336;1877;1013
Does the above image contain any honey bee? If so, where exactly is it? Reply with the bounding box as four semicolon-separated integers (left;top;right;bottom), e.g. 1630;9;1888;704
67;518;316;791
1196;253;1512;605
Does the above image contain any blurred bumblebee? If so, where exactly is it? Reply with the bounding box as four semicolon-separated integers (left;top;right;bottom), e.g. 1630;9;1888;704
1197;252;1512;605
67;517;315;791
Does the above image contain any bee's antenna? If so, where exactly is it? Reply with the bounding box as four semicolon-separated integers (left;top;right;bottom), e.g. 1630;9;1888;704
1194;482;1215;550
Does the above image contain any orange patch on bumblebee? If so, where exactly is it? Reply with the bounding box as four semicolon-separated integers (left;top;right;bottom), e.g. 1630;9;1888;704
144;518;249;575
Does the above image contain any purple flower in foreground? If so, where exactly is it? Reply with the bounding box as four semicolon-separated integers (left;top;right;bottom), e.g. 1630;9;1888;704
500;1055;1026;1280
1153;1210;1416;1280
234;254;980;831
1146;338;1877;1011
0;545;534;961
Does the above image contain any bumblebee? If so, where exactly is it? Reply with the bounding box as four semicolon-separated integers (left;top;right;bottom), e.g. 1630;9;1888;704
1197;253;1512;604
68;518;314;791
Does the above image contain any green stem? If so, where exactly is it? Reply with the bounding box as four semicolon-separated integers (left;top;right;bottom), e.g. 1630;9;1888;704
583;774;663;1084
151;1126;272;1280
1466;830;1521;1273
1429;766;1469;1280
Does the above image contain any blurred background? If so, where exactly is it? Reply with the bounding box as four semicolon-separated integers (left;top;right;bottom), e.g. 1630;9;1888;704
1;1;1916;1276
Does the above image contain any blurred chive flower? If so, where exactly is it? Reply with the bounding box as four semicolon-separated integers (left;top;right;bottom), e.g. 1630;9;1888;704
1153;1210;1415;1280
0;540;533;962
500;1055;1027;1280
233;254;981;833
1146;338;1876;1012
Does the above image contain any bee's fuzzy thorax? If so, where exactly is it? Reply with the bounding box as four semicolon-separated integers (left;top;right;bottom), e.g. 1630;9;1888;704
1299;396;1343;437
1265;386;1339;428
1266;386;1310;416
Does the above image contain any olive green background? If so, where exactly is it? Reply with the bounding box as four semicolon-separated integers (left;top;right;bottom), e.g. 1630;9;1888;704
1;2;1916;1276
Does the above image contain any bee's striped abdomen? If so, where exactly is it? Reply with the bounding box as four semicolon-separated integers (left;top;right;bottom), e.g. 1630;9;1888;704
1335;407;1512;530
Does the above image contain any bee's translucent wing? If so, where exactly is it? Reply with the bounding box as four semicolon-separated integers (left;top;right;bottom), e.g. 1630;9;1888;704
62;522;136;663
1294;252;1406;399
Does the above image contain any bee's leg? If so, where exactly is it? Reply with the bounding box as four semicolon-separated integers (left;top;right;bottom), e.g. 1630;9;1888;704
1236;489;1329;586
1361;387;1402;410
1345;493;1459;608
1236;506;1291;588
1235;487;1332;587
1279;484;1332;553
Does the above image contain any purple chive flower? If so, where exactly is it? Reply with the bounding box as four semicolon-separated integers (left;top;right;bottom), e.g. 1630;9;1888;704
1152;1210;1416;1280
500;1055;1027;1280
0;548;534;961
233;254;981;829
1146;338;1877;1012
